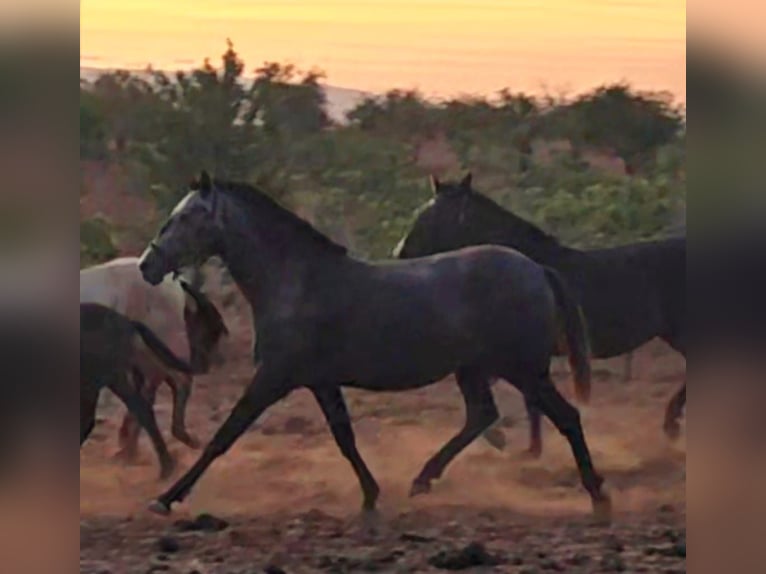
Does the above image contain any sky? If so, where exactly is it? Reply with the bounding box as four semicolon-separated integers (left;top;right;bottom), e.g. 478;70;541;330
81;0;686;102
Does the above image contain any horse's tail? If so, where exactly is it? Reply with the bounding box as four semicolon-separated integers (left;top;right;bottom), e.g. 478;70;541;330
543;266;592;403
131;321;194;375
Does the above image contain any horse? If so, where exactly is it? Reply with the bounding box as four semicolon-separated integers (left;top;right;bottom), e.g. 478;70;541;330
80;303;195;479
136;170;610;521
80;257;229;461
394;173;686;453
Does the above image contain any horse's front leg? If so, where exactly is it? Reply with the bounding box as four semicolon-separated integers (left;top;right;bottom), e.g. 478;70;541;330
168;373;201;449
147;366;293;515
310;386;379;511
114;370;158;463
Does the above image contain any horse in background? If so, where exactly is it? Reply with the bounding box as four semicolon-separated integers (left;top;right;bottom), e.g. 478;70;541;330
80;303;195;479
135;171;609;521
395;174;686;453
80;257;229;461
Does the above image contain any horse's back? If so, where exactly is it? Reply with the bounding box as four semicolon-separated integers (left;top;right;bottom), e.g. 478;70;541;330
80;303;134;384
80;257;189;359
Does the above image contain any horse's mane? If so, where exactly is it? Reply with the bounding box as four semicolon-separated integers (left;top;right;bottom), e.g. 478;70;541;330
467;190;562;248
213;179;348;255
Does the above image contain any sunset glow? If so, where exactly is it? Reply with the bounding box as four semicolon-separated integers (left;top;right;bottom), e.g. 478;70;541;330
81;0;686;101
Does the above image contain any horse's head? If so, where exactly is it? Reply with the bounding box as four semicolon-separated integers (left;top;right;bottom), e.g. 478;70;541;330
394;172;557;260
140;171;221;285
393;172;479;259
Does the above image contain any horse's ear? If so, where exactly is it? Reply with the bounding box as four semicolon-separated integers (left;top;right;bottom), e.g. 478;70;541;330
459;172;473;191
429;174;441;195
199;170;212;196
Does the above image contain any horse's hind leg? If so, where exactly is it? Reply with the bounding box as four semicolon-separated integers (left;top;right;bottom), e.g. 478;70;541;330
525;397;543;458
660;333;686;440
663;384;686;440
168;373;201;449
481;378;507;450
525;373;611;521
410;367;498;496
114;370;158;463
108;372;175;480
480;379;543;457
311;386;380;511
81;384;100;446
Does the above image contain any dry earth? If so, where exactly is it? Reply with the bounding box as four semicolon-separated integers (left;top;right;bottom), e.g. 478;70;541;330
81;307;686;574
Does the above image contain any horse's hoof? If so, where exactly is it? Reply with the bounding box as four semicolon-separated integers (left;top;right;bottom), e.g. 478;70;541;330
664;421;682;441
409;480;431;498
179;433;202;449
592;493;613;524
148;499;172;516
522;446;543;460
346;509;383;537
482;428;507;451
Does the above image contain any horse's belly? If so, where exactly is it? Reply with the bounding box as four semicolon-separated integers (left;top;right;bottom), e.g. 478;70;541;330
346;368;453;392
339;351;458;392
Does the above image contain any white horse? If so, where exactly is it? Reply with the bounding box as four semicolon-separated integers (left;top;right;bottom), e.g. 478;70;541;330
80;256;225;460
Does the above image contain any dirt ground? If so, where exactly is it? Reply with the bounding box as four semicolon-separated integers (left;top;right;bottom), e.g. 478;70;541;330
80;307;686;573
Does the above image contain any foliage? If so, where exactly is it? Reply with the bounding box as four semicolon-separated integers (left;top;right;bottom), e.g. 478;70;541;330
80;89;107;159
79;40;686;261
80;216;118;267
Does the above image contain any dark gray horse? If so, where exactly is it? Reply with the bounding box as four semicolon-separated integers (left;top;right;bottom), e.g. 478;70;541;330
394;173;686;453
137;171;610;520
80;303;194;479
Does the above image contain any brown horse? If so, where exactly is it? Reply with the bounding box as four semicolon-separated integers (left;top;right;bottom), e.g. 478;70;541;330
80;303;196;478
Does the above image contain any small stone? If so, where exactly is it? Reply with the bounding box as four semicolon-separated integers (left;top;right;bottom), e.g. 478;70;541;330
173;519;198;532
156;536;180;554
600;554;626;572
566;552;590;566
400;532;434;543
427;542;503;570
539;558;563;571
196;512;229;532
175;513;230;533
605;534;625;553
659;541;686;558
264;566;287;574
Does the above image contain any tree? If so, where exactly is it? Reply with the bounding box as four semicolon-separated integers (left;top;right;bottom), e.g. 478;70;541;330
80;89;107;159
541;84;684;174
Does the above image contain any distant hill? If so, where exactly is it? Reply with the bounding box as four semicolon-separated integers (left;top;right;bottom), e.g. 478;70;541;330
80;66;371;124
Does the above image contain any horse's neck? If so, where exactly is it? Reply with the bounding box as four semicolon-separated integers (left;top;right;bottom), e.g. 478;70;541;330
219;220;345;315
500;232;574;264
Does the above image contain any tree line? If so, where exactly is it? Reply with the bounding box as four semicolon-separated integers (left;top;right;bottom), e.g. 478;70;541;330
80;41;685;265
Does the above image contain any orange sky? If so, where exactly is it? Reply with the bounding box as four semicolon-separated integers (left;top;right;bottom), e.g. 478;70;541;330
81;0;686;102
